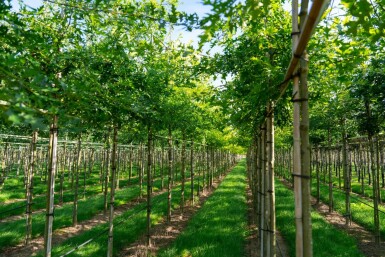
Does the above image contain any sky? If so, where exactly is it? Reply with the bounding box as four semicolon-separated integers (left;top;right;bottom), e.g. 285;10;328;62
10;0;211;47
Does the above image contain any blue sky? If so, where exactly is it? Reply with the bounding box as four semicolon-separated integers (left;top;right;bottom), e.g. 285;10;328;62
10;0;210;48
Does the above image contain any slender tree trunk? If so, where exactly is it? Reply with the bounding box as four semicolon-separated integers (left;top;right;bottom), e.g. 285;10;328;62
342;120;351;226
25;130;38;245
44;115;58;257
73;134;82;226
107;126;118;257
190;140;195;205
167;126;173;223
104;133;111;216
129;145;133;185
328;129;333;213
146;125;153;246
181;132;186;214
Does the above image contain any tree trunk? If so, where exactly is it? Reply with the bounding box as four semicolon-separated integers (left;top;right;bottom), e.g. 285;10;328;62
146;125;153;246
107;126;118;257
190;140;195;205
342;120;351;226
25;130;38;245
328;129;333;213
44;115;58;257
181;132;186;214
73;134;82;226
167;126;173;223
104;133;111;216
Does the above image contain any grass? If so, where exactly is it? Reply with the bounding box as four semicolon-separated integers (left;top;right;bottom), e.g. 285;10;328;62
316;167;385;203
311;178;385;239
275;179;365;257
0;163;209;251
0;177;150;251
158;160;247;257
35;177;198;257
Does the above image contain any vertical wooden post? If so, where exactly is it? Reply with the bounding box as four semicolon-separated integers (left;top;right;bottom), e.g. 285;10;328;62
44;115;58;257
107;126;118;257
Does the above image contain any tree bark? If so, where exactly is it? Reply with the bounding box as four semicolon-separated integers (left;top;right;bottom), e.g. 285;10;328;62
25;130;38;245
146;125;153;246
72;133;82;226
107;126;118;257
44;115;58;257
167;125;173;223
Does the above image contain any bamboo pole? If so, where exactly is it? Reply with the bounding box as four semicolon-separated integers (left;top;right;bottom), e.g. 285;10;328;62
44;115;58;257
291;1;304;256
267;102;276;257
278;0;330;100
107;126;118;257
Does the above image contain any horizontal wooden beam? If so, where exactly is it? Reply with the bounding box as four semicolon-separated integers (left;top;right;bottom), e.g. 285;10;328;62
277;0;330;99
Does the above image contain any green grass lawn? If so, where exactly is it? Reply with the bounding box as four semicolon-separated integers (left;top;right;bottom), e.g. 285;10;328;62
158;160;247;257
311;178;385;239
275;179;365;257
0;176;151;251
36;178;199;257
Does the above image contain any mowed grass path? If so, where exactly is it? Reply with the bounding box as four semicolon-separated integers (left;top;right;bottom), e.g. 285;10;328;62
159;160;248;257
276;179;364;257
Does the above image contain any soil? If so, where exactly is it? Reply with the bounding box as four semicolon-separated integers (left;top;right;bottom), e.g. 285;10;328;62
0;190;165;257
117;175;226;257
281;179;385;257
245;184;290;257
